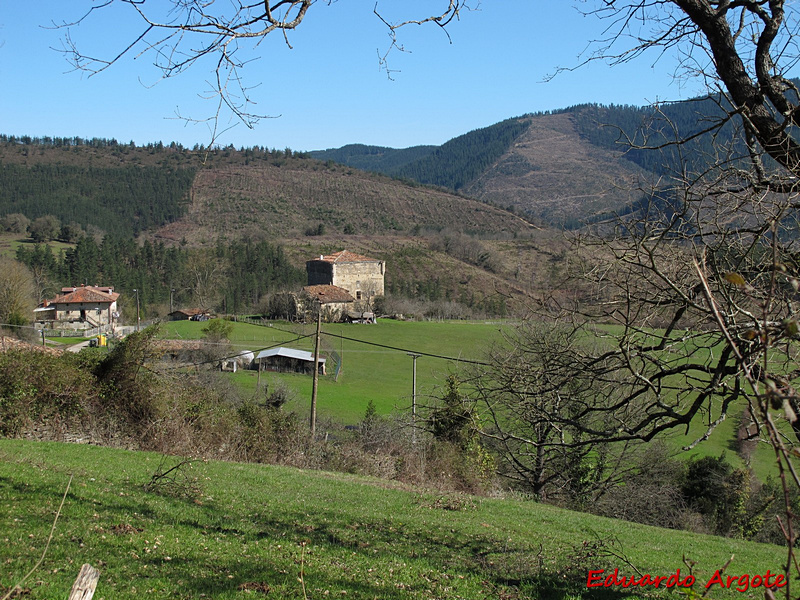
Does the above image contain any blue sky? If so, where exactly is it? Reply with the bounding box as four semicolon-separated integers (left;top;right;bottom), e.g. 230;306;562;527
1;1;707;152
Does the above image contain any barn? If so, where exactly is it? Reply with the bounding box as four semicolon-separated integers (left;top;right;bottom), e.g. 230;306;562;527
253;347;326;375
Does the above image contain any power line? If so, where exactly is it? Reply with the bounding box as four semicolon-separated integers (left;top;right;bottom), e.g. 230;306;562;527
233;320;492;365
320;330;491;366
157;333;316;372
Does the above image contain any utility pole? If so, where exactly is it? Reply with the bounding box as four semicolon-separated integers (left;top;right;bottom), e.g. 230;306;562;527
170;288;175;314
310;303;322;436
407;352;420;443
133;288;140;332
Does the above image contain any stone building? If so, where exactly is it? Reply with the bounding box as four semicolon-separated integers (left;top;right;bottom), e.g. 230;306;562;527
33;286;120;331
306;250;385;303
301;284;355;321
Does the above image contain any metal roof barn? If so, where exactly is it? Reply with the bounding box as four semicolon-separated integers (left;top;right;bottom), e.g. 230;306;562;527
254;347;326;375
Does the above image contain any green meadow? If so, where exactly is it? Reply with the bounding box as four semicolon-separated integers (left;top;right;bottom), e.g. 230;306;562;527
0;232;75;260
160;319;513;424
0;438;786;600
158;319;777;476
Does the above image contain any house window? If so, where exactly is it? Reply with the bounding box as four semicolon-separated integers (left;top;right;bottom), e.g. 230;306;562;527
356;291;362;300
96;308;102;315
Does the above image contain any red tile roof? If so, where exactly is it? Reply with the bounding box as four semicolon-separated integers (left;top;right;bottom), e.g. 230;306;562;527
50;286;120;305
313;250;380;264
302;285;355;304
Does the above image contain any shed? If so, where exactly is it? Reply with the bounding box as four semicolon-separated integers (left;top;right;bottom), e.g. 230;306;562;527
254;347;326;375
344;310;376;324
221;350;255;373
168;308;211;321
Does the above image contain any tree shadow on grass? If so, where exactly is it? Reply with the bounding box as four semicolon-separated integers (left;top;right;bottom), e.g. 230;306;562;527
161;501;644;600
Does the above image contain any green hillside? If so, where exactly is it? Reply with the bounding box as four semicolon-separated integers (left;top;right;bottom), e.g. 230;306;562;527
312;118;533;192
0;163;195;237
310;143;437;173
0;438;786;600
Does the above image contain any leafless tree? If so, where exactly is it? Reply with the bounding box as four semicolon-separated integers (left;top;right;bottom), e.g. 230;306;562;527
500;0;800;588
474;321;639;504
0;258;36;330
185;251;223;310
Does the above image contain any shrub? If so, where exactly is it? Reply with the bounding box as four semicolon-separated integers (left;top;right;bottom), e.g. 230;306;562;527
0;350;95;436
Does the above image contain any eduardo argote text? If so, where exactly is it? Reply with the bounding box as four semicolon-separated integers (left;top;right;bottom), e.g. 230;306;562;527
587;568;786;593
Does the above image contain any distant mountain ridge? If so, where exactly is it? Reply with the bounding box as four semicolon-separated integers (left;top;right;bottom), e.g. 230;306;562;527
0;95;743;237
310;144;437;173
311;117;532;191
311;99;746;226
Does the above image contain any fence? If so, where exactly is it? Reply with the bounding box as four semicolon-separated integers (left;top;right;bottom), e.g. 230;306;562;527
45;326;106;338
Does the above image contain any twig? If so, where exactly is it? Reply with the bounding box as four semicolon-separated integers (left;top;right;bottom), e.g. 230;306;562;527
298;541;308;600
1;474;73;600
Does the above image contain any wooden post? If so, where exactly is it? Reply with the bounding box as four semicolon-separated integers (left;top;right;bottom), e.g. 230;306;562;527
408;352;420;445
68;564;100;600
310;305;322;436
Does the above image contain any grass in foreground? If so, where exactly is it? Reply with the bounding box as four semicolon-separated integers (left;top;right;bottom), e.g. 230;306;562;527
0;439;787;600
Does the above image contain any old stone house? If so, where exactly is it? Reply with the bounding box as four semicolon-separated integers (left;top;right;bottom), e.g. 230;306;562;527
306;250;385;304
33;286;120;331
301;284;355;322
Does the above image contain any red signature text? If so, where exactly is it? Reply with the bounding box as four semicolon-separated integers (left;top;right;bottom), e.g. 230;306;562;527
586;568;786;593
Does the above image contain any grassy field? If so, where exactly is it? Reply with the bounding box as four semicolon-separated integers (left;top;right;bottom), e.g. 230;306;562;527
158;319;779;477
160;319;513;424
0;231;75;260
0;438;788;600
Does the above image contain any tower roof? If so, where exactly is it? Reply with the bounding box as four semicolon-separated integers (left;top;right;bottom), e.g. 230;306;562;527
313;250;379;264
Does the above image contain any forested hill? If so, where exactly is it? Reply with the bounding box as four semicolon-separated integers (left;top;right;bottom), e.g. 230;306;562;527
0;136;307;238
0;134;533;242
309;144;437;173
311;118;532;190
310;98;746;226
0;95;745;234
0;163;195;237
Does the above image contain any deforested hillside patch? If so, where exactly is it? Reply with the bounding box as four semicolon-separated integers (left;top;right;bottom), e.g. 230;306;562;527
464;112;651;228
153;163;535;244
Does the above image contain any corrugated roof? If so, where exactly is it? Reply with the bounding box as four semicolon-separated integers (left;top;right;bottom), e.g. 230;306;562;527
255;347;326;363
302;284;355;304
50;286;119;305
314;250;380;264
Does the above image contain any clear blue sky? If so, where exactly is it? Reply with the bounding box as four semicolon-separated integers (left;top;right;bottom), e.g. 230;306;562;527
1;1;706;152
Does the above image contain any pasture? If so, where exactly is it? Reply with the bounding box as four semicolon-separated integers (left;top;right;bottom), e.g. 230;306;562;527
0;438;787;600
159;318;512;423
158;318;777;476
